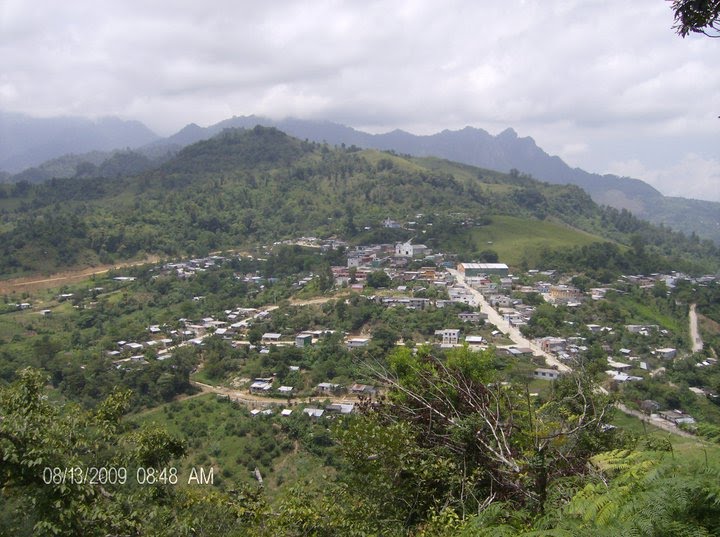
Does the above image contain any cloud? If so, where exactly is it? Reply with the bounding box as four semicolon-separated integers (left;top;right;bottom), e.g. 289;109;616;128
0;0;718;200
607;154;720;202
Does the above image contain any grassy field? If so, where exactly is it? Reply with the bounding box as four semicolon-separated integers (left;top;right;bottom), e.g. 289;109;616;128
612;294;685;334
441;214;607;266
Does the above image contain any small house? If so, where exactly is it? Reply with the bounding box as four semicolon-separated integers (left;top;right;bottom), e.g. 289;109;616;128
316;382;343;395
295;333;313;348
262;332;282;345
533;368;561;381
249;381;273;394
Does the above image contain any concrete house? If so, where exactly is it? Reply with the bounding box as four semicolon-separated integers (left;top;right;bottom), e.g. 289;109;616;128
533;368;561;380
395;241;430;257
435;329;460;346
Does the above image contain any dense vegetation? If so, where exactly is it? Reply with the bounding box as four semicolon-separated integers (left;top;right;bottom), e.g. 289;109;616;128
3;357;719;536
0;126;717;276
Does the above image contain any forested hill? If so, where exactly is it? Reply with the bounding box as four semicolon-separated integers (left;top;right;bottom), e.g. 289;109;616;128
0;126;717;277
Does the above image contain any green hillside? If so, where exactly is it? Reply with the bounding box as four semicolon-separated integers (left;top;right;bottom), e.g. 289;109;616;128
448;215;608;266
0;126;716;277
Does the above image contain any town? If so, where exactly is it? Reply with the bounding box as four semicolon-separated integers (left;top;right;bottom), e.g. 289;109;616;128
7;227;717;438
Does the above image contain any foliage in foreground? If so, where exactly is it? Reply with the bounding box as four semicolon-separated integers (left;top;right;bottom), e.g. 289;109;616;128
2;362;720;536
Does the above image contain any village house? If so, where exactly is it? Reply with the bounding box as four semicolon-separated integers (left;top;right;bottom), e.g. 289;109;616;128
380;296;431;310
549;285;583;303
346;337;370;349
315;382;343;395
458;312;487;323
249;380;273;394
349;383;376;396
261;332;283;345
435;329;460;346
655;348;677;360
448;287;473;304
626;324;659;335
382;217;401;228
325;403;355;415
590;288;610;300
123;342;144;353
303;408;325;418
464;335;485;348
395;240;430;258
534;282;552;294
606;371;643;383
533;368;561;381
295;333;313;348
502;310;526;326
537;337;567;354
607;358;632;372
658;409;696;425
488;295;514;308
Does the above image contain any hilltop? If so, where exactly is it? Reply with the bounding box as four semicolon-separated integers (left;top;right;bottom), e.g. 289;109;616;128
3;113;718;244
0;126;716;277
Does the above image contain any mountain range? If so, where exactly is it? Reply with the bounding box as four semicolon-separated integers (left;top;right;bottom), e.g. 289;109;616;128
1;125;717;278
1;111;718;244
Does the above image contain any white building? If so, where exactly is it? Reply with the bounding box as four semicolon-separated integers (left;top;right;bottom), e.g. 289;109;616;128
435;329;460;346
395;241;429;257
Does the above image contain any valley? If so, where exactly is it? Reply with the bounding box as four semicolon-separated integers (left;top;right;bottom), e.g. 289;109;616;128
1;128;719;536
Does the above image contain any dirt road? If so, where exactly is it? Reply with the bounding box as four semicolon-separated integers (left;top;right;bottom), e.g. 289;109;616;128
616;403;697;439
0;257;160;295
689;303;704;353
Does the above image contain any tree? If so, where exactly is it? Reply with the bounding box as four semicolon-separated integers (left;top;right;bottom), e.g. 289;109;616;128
366;270;392;289
371;324;400;352
0;368;265;536
670;0;720;37
356;346;616;523
476;249;499;263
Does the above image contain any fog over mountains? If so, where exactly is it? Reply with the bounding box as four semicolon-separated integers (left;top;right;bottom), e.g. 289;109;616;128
1;112;718;244
0;111;159;172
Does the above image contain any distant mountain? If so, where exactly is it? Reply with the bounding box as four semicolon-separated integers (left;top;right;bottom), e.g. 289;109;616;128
146;116;718;243
0;111;159;172
1;126;716;277
3;111;718;243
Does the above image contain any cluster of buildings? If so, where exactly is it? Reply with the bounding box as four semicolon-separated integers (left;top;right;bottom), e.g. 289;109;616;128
162;255;228;279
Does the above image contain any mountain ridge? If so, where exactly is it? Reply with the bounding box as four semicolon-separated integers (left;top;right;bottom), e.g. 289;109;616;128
0;126;716;278
0;111;159;172
1;111;717;243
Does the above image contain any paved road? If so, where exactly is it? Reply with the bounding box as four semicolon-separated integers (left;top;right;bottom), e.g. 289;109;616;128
448;269;571;372
689;303;704;353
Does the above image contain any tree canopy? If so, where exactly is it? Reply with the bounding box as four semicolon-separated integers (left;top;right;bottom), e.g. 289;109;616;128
670;0;720;37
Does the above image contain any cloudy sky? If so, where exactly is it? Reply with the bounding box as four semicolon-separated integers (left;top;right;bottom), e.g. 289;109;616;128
1;0;718;201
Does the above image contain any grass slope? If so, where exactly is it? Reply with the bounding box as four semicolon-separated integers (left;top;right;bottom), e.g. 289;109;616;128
442;215;609;266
